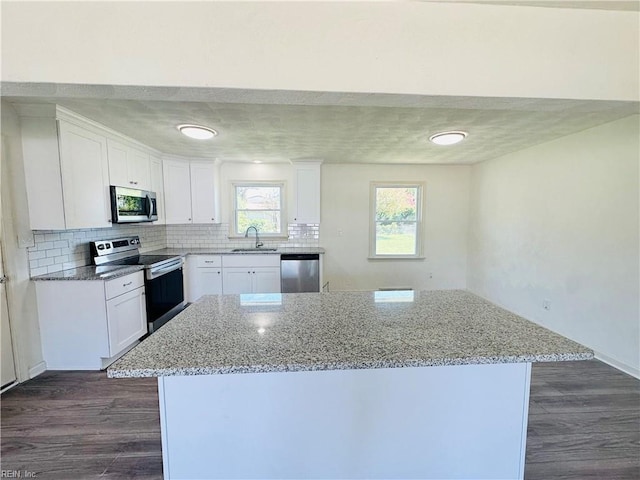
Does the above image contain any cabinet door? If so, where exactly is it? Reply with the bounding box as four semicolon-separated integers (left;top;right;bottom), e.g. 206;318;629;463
58;120;111;229
106;287;147;357
222;268;253;294
252;267;282;293
129;148;151;190
150;155;165;224
190;269;223;301
292;163;321;223
163;159;192;224
190;162;218;224
106;139;130;188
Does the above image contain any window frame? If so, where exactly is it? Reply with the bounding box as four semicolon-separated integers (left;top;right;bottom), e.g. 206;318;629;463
230;181;287;238
369;181;425;259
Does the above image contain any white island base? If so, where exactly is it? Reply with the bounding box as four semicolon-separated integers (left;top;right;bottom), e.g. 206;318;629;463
158;362;532;480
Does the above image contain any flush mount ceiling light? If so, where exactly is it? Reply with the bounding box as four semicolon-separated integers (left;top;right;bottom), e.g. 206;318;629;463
429;131;467;146
177;124;218;140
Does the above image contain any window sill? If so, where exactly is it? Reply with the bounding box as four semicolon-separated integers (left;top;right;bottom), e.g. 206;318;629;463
367;256;426;261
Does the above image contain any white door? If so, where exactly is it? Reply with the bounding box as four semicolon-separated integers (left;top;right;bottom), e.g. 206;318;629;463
129;148;151;190
58;120;111;229
190;162;217;224
106;287;147;357
253;268;282;294
150;155;165;224
222;268;252;294
0;136;16;387
190;269;223;302
163;159;193;224
0;242;16;388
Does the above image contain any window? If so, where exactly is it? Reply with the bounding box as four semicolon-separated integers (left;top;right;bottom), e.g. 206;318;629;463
370;183;424;258
233;182;285;236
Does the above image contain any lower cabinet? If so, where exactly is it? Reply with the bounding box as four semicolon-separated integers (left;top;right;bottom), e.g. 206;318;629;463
222;267;281;294
186;254;282;300
36;271;147;370
222;255;281;295
185;255;223;303
106;286;147;357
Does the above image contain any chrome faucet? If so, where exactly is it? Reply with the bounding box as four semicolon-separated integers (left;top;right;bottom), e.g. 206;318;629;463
244;226;263;249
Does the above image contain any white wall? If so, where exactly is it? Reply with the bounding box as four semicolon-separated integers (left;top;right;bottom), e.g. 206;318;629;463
2;2;638;101
468;115;640;376
1;101;45;380
322;164;470;291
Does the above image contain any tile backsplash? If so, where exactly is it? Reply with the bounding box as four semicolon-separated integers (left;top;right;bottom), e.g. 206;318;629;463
166;223;320;249
28;222;320;277
28;224;167;277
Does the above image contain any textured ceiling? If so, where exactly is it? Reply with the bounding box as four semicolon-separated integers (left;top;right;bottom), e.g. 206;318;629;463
3;84;638;165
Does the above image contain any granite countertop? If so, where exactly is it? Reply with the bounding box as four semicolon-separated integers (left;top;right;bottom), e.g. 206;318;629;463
107;289;593;378
31;264;144;281
149;247;325;256
31;247;325;281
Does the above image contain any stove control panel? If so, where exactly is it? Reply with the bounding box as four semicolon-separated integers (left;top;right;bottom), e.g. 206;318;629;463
90;236;141;259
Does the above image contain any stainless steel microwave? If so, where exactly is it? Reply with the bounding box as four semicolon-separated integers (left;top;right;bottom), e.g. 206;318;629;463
110;186;158;223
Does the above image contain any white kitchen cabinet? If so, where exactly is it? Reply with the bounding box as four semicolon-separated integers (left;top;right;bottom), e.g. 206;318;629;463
57;120;112;229
107;139;151;190
190;161;220;224
20;110;112;230
163;159;193;224
18;104;158;230
36;271;147;370
185;255;223;302
290;161;321;224
106;285;147;357
163;158;221;225
222;255;281;294
150;155;165;224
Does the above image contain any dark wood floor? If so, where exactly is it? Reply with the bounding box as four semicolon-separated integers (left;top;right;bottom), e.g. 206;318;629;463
1;360;638;480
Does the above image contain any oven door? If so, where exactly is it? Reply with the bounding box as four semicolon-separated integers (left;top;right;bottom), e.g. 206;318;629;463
145;266;184;332
110;186;158;223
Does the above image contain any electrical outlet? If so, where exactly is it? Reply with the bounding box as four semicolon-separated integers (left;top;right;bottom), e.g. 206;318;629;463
337;229;343;237
429;272;433;279
543;300;551;311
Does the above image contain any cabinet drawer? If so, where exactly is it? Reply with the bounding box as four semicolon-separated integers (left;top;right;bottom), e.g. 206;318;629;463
222;254;280;268
105;271;144;300
193;255;222;268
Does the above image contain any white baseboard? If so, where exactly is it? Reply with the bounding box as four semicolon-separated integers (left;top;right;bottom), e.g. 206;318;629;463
595;352;640;379
28;361;46;379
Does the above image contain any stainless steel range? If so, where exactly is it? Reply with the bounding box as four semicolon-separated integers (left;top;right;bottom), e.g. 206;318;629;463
91;236;185;332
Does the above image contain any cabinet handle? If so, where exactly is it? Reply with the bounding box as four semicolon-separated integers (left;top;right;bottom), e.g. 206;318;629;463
188;218;191;221
142;292;145;296
252;271;256;274
108;219;112;223
123;281;132;287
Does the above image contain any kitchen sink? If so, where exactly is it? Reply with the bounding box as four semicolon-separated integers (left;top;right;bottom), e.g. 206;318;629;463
231;248;278;252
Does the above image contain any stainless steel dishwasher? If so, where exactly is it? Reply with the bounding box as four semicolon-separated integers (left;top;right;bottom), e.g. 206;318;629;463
281;254;320;293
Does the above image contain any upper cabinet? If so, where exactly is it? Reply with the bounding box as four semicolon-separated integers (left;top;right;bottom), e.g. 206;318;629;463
57;121;112;229
18;105;163;230
149;155;165;224
290;161;321;224
190;161;220;224
107;139;151;190
163;158;220;225
163;159;193;224
19;106;112;230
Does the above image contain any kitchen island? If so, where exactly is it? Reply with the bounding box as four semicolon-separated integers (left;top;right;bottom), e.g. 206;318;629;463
108;290;592;480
